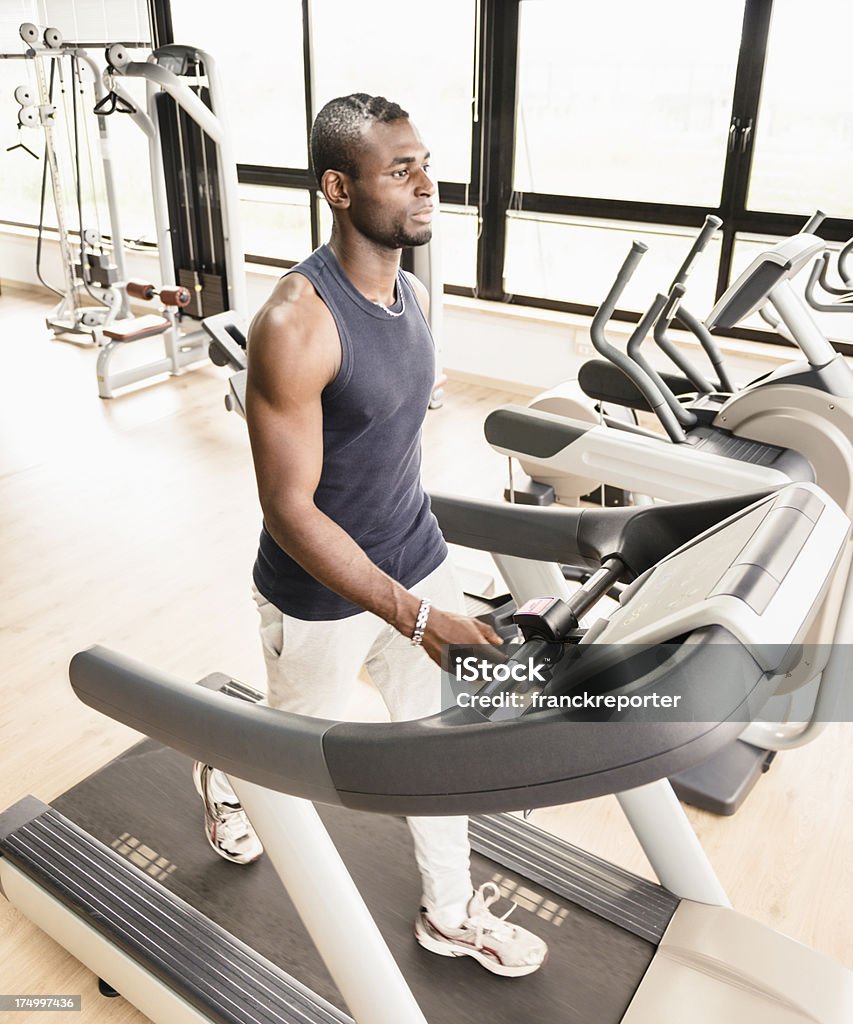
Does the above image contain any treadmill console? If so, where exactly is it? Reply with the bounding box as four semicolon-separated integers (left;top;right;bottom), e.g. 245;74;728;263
592;484;849;670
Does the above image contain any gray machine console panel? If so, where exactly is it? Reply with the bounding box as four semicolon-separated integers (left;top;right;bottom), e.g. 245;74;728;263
595;484;848;669
706;234;825;329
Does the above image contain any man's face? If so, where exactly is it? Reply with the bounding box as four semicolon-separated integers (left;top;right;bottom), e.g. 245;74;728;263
345;118;436;249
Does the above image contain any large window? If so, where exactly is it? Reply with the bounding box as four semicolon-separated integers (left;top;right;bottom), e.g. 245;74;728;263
6;0;853;352
310;0;476;185
746;0;853;218
0;1;150;46
166;0;478;285
505;215;722;315
514;1;743;207
240;185;312;261
169;0;308;170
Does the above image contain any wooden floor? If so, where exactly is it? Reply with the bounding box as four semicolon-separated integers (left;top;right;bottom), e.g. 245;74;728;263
1;284;851;1023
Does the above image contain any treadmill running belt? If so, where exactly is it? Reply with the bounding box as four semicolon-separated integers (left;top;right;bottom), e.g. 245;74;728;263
52;740;654;1023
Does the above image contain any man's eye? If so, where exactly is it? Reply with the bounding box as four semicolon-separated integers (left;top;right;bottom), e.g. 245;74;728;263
423;164;431;174
393;169;408;178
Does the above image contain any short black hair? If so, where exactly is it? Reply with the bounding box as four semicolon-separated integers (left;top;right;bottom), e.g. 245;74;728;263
310;93;409;185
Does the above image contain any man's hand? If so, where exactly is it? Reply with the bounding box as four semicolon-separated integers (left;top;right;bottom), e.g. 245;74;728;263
420;607;504;668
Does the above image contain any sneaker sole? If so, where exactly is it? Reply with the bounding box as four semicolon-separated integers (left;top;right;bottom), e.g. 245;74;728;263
414;920;545;978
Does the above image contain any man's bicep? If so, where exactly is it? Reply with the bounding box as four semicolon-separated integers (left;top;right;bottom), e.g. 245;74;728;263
247;385;325;512
245;330;329;513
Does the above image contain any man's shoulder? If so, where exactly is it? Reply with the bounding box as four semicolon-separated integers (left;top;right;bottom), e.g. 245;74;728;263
250;273;336;348
262;272;328;326
246;272;342;392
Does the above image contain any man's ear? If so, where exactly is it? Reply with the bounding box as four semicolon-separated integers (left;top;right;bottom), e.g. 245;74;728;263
322;169;351;210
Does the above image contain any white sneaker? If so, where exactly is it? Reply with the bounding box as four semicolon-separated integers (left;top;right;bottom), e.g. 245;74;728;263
414;881;548;977
192;761;264;865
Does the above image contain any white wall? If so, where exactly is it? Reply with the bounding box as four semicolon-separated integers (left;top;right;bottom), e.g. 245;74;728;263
0;225;811;397
441;293;802;397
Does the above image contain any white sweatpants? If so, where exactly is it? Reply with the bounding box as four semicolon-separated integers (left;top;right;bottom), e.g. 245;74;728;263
218;557;473;927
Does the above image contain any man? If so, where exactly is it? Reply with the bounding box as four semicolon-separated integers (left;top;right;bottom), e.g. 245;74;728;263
194;93;547;977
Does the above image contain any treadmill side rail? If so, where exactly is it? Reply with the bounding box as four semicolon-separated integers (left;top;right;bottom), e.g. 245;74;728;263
0;803;353;1024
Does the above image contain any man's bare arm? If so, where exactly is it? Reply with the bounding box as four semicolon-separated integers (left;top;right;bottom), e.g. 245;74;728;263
246;276;501;662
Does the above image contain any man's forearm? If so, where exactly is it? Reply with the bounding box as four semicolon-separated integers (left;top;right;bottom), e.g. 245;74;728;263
264;504;422;635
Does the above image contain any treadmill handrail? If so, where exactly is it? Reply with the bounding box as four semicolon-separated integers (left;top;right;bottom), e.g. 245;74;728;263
68;636;768;816
430;488;771;581
670;214;723;290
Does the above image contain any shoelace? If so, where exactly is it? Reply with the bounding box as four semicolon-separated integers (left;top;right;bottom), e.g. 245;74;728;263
468;882;517;947
214;807;253;844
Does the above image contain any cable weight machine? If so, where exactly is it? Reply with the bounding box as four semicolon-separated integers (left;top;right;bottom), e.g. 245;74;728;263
7;24;247;397
100;40;246;322
7;24;131;337
95;39;247;397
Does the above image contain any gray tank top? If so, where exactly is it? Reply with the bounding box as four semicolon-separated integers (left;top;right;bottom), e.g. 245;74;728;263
253;244;447;619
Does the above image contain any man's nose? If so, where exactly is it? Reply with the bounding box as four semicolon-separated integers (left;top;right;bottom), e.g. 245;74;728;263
417;168;436;195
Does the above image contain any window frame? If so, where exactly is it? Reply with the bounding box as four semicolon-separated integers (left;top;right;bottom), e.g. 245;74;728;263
471;0;853;355
24;0;853;354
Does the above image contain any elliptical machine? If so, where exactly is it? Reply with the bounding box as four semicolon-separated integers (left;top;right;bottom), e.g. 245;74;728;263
485;229;853;813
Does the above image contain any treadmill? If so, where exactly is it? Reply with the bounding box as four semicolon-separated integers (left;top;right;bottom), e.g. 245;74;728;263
2;483;853;1023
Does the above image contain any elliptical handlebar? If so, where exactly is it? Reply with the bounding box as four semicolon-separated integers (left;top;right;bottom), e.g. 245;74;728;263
798;209;853;311
801;208;853;301
805;254;853;312
592;240;648;327
653;283;715;395
838;237;853;287
816;251;852;297
627;290;698;429
653;215;730;394
670;214;723;290
801;209;826;235
659;282;686;325
590;242;687;443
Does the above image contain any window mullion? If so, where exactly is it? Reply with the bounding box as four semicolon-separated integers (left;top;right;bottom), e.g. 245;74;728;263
475;0;519;301
150;0;174;47
715;0;775;299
